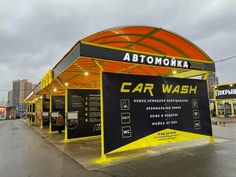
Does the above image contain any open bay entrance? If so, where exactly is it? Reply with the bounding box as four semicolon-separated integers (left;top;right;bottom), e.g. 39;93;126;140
50;95;65;133
42;95;50;128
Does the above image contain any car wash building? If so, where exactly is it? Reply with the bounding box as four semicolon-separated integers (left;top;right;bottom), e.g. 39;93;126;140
215;83;236;117
24;26;215;158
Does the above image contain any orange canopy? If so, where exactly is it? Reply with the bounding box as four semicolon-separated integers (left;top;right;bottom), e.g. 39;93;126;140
25;26;215;100
82;26;212;62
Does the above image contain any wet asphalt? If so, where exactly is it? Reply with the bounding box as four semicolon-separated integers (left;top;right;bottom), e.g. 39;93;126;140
97;125;236;177
0;119;236;177
0;119;105;177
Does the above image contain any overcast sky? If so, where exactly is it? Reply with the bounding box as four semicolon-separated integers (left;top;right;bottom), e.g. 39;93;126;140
0;0;236;103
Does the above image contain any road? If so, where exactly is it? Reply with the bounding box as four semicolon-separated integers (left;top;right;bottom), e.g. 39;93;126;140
1;119;236;177
0;119;106;177
97;125;236;177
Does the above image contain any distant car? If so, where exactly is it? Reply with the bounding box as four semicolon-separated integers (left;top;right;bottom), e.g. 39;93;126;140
20;114;26;119
16;115;20;119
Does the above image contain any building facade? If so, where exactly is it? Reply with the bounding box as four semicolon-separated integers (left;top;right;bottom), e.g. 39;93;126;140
207;73;219;99
12;79;34;114
0;106;6;119
215;83;236;117
7;90;13;107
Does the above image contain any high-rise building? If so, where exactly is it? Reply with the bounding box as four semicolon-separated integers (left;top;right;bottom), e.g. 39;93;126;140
12;79;34;114
207;73;219;99
7;90;13;107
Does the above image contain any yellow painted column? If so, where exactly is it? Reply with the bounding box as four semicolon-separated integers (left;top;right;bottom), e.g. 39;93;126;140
203;73;209;91
27;104;29;120
234;101;236;118
94;61;107;159
215;101;219;117
64;89;68;143
100;72;106;159
34;103;37;124
40;96;43;129
230;100;234;117
213;86;219;117
49;95;52;134
26;103;28;120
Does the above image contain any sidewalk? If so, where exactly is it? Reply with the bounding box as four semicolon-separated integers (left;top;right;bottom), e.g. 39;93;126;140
0;119;108;177
26;119;228;170
97;124;236;177
211;117;236;126
22;119;236;177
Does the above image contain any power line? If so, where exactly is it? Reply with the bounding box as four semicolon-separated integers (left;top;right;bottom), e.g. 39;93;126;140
215;56;236;63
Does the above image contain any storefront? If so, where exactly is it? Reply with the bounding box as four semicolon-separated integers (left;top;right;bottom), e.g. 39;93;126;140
0;106;6;120
25;26;215;158
215;83;236;117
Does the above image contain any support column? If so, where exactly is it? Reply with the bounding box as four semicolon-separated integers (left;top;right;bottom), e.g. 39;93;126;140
215;101;219;117
93;59;106;159
64;88;68;142
29;104;31;122
230;100;235;117
49;95;52;134
213;85;218;117
31;104;34;124
34;103;36;124
26;103;28;120
40;96;43;129
100;72;106;158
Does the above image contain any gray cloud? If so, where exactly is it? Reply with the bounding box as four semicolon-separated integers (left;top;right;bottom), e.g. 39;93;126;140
0;0;236;103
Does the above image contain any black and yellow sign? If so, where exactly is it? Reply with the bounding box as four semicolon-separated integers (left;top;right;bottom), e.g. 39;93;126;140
80;43;215;72
215;84;236;99
102;72;212;154
40;70;53;90
67;89;101;139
